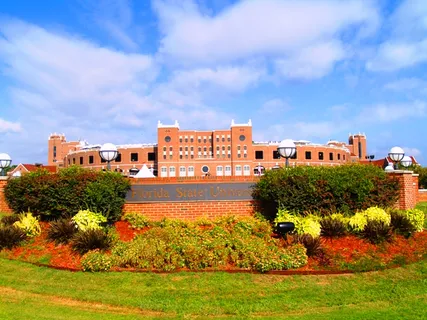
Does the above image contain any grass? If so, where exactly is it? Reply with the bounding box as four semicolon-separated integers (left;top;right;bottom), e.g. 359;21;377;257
0;257;426;319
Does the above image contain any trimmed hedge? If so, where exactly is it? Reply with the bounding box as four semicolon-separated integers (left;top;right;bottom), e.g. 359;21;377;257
252;164;400;219
4;166;131;222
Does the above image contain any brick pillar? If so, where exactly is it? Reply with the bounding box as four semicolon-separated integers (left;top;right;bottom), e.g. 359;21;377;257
387;171;418;210
0;177;12;213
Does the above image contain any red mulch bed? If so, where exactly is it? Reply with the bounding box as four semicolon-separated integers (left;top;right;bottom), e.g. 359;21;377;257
2;221;427;273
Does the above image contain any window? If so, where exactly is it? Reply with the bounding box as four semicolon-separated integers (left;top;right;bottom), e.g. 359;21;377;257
343;154;346;161
225;166;231;176
161;166;167;177
169;166;176;177
243;165;250;176
131;153;138;162
79;157;83;165
179;137;182;143
163;146;166;151
358;141;362;159
165;136;171;142
318;152;324;160
338;154;341;160
148;152;155;161
273;150;280;159
190;137;194;143
235;165;242;176
89;155;94;164
179;166;186;177
239;135;246;141
185;137;188;143
201;165;210;174
101;157;106;163
188;166;194;176
115;153;122;162
329;152;334;161
291;150;297;159
216;166;223;176
255;151;263;159
163;155;166;160
53;146;57;159
305;151;311;160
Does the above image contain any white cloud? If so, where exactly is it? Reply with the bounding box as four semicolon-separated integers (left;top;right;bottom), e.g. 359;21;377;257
260;98;291;114
401;147;421;158
0;118;22;133
367;0;427;71
366;40;427;71
154;0;379;79
358;101;426;122
383;77;427;92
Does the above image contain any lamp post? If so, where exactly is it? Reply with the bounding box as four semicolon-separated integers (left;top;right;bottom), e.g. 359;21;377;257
277;139;296;168
388;146;405;170
99;143;118;171
0;153;12;177
400;155;412;169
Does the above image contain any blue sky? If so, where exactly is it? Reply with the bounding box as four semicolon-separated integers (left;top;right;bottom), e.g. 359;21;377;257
0;0;426;165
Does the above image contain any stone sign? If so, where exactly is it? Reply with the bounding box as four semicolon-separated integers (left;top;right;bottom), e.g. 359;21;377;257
126;182;255;202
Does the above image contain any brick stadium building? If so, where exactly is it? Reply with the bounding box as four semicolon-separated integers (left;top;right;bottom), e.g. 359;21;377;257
48;120;367;177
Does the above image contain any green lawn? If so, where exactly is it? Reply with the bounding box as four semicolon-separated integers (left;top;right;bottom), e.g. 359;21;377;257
0;257;426;319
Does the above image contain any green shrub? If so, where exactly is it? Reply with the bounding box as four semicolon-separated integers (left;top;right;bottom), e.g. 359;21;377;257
81;250;113;272
349;207;391;233
13;212;41;237
72;210;107;232
111;216;307;272
389;210;416;238
122;213;150;229
1;215;21;226
252;164;400;219
404;209;424;232
362;220;392;244
413;166;427;188
71;229;113;255
294;234;323;257
274;210;321;237
4;167;130;222
320;216;347;238
0;226;27;250
47;219;78;244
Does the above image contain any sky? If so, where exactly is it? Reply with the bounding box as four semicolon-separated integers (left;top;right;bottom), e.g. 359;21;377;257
0;0;426;165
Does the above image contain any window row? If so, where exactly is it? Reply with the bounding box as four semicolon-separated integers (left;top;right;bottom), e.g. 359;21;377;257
159;165;253;177
68;152;156;165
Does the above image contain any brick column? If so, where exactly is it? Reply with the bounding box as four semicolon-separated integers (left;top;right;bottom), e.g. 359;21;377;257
0;177;12;213
387;171;418;210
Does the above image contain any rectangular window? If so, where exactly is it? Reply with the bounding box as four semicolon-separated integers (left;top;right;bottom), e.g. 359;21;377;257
338;154;341;160
318;152;324;160
79;157;83;165
73;158;76;164
291;150;297;159
131;153;138;162
115;153;122;162
53;146;57;159
89;155;94;164
358;141;362;159
273;150;281;159
101;157;106;163
329;152;334;161
255;151;264;160
343;154;346;161
305;151;311;160
148;152;155;161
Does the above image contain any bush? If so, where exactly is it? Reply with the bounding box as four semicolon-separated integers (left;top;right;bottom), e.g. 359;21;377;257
72;210;107;232
362;220;392;244
389;210;416;238
413;166;427;189
122;213;150;229
47;219;78;244
0;226;27;250
294;234;323;257
252;164;400;219
111;216;308;272
404;209;424;232
274;209;321;237
13;212;41;237
81;250;113;272
320;216;347;238
1;215;21;226
4;167;131;222
71;229;113;255
349;207;391;233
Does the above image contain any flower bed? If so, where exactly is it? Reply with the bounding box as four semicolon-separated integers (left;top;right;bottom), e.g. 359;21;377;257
1;218;426;273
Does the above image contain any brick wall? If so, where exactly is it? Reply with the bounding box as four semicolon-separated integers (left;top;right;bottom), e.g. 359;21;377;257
0;178;12;213
0;173;424;218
